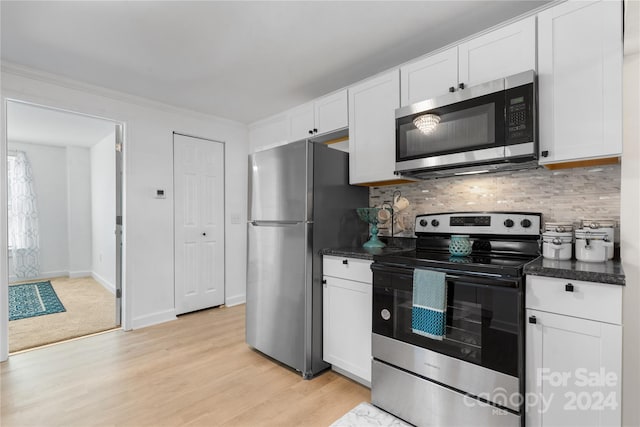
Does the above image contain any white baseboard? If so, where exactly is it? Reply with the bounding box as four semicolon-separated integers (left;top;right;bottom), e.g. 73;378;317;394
91;272;115;294
225;294;246;307
9;270;68;284
69;270;92;279
131;309;177;330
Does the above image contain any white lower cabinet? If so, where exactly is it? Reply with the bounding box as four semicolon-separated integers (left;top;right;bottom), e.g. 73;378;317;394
322;256;372;386
526;276;622;427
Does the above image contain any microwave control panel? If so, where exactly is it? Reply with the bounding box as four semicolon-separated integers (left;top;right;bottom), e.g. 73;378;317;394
505;83;534;143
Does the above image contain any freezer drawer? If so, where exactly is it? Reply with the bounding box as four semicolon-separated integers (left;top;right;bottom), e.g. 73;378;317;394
246;221;310;373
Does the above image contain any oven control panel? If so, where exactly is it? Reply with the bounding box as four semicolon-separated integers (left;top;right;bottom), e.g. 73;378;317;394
415;212;541;236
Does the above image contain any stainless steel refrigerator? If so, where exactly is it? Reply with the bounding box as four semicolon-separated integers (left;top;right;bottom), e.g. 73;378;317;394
246;139;368;378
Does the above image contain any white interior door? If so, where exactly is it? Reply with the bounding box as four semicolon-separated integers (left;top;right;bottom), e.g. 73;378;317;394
174;134;225;315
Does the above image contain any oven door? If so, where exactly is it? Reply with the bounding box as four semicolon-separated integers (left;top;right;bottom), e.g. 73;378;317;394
372;262;523;377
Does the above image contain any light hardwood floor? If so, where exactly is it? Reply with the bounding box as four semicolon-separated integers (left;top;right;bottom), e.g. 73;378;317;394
1;304;370;426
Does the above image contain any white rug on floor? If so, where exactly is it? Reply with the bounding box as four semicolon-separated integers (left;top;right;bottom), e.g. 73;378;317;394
330;402;412;427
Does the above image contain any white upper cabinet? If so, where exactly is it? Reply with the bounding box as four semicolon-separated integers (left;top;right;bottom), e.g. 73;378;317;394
288;102;315;142
400;47;458;107
314;90;349;135
248;113;289;153
249;90;348;152
537;0;622;164
289;89;349;142
400;17;536;107
349;70;400;185
458;16;536;88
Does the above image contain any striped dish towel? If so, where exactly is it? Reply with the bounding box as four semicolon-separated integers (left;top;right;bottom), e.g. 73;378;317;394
411;268;447;340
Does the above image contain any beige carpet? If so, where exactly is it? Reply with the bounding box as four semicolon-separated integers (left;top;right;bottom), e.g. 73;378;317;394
9;276;117;353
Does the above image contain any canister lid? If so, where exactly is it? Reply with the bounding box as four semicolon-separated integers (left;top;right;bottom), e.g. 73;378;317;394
542;234;573;244
580;219;617;229
574;228;608;240
544;222;575;233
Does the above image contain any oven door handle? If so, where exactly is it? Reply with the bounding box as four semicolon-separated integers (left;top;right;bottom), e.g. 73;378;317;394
371;262;521;288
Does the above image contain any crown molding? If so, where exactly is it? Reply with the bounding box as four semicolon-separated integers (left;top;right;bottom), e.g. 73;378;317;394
0;61;248;131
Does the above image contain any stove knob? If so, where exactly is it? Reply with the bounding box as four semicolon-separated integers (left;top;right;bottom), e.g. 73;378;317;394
431;219;440;227
521;219;532;228
504;219;514;228
419;219;428;227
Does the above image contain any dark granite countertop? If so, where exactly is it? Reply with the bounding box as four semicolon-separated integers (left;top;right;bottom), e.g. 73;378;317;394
524;256;625;286
321;237;416;260
320;246;412;261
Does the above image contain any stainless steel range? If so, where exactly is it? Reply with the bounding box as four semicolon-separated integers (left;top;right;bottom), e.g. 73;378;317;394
371;212;541;427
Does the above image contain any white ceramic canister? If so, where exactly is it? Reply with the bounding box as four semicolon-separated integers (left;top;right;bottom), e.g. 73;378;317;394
580;219;617;260
544;222;575;233
541;231;573;260
574;229;612;263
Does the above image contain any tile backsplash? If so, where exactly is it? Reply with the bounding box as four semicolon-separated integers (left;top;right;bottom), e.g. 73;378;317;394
370;164;621;237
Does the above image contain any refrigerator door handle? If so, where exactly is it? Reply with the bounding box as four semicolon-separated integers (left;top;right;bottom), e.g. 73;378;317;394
250;220;303;226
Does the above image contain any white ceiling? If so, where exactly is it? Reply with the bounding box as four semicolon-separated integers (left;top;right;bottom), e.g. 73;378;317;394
1;1;550;124
7;101;116;148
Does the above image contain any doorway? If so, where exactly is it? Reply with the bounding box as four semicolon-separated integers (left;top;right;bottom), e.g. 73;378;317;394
5;100;123;352
173;133;225;315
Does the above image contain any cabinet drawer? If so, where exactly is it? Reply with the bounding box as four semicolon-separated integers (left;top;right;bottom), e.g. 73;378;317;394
323;255;372;283
526;275;622;325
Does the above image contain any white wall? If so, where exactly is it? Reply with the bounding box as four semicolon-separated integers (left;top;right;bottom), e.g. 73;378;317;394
91;132;116;292
66;145;93;277
621;1;640;425
0;64;249;347
7;141;69;279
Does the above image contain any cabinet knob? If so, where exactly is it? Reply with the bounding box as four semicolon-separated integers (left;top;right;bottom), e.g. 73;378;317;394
322;279;327;284
541;150;549;158
449;86;455;93
313;128;318;133
202;232;207;236
528;315;537;324
342;259;348;265
565;283;574;292
308;130;313;135
458;83;465;90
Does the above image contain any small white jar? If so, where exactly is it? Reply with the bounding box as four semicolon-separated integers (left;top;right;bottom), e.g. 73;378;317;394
574;229;612;263
541;231;573;260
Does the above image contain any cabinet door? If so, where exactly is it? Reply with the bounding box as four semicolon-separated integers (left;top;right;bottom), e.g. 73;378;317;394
248;114;289;153
323;276;372;384
288;102;315;142
400;46;458;107
348;70;400;185
315;90;348;135
526;309;622;427
538;0;622;164
458;16;536;88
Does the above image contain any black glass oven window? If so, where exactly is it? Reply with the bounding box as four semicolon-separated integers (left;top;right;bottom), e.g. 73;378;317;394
373;270;520;377
396;91;506;162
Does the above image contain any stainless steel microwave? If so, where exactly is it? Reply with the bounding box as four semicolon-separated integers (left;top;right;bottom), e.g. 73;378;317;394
395;70;537;178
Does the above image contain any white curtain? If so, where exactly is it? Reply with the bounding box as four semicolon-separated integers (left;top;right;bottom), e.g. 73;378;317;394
8;151;40;278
